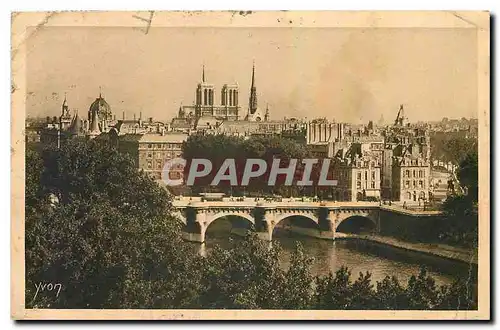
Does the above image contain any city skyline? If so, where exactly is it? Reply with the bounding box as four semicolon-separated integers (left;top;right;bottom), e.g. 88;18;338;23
26;27;478;123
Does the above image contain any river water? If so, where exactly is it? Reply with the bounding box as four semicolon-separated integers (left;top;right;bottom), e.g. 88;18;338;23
187;219;471;288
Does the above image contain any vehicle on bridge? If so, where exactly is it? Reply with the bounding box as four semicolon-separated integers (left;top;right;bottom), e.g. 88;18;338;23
199;192;225;201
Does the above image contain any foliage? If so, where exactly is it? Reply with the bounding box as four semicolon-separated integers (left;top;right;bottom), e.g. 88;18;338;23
25;139;203;308
430;135;477;166
457;151;478;202
440;151;478;247
199;234;285;309
181;133;315;197
25;139;477;310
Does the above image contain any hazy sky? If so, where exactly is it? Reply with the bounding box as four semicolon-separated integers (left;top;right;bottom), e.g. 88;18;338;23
26;26;478;123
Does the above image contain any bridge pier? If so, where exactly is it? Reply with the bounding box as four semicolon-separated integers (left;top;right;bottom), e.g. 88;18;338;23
182;231;205;243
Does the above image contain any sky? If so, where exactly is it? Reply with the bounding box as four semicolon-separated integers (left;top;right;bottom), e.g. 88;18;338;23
26;26;478;123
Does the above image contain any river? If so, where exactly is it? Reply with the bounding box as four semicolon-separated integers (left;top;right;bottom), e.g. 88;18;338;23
187;219;472;288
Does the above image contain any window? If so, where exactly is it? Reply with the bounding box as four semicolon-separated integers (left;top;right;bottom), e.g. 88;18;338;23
147;161;152;169
419;180;423;188
405;180;410;188
356;181;361;189
157;152;162;159
371;171;375;180
365;171;368;181
405;170;410;177
148;144;152;149
413;180;416;188
371;182;375;189
413;170;416;177
407;192;412;200
357;172;361;180
147;153;152;158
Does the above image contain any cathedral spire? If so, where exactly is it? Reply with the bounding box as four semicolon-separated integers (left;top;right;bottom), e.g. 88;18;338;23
249;61;258;114
202;65;205;83
251;61;255;89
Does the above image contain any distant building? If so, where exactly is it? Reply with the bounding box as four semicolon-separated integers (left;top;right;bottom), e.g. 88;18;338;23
117;132;188;180
175;63;270;131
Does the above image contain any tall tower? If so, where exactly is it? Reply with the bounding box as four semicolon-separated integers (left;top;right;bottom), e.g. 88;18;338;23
59;93;72;130
195;65;215;118
248;62;258;115
264;104;270;121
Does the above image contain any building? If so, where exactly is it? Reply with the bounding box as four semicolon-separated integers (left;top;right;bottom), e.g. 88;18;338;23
381;107;432;203
175;63;270;131
39;97;87;147
305;122;345;158
332;152;381;202
117;132;188;180
392;153;431;203
179;65;242;125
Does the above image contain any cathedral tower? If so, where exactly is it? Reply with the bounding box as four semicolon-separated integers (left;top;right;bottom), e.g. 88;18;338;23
195;65;216;118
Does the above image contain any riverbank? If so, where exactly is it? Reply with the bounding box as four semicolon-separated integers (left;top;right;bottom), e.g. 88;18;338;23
335;232;478;265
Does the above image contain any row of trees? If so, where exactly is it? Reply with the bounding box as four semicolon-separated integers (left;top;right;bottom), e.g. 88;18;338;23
25;139;476;309
430;134;478;166
182;133;331;197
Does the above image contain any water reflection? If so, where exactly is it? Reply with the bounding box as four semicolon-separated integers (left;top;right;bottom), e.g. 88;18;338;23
190;219;469;288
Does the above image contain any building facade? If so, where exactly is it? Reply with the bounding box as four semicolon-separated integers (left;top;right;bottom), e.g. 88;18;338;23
118;132;188;181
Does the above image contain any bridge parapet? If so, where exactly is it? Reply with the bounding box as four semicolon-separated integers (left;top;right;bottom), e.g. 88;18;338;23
173;198;442;243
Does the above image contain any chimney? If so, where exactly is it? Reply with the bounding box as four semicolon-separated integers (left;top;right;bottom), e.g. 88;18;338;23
122;111;125;120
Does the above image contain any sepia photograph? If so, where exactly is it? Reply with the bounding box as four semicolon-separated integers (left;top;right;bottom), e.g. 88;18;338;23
11;11;490;320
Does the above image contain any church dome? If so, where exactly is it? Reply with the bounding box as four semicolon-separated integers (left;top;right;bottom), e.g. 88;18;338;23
89;94;112;120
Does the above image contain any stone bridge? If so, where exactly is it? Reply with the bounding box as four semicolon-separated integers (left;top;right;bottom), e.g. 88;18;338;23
171;198;441;243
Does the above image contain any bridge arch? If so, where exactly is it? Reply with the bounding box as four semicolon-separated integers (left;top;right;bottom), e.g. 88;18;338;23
274;212;319;227
202;212;256;242
271;213;321;240
205;212;255;228
335;215;377;234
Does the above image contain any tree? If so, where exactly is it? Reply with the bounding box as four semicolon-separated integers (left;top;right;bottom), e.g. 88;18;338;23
25;139;203;308
314;266;352;309
405;267;439;309
375;276;408;309
181;134;313;197
199;234;285;309
457;151;478;202
281;243;314;309
436;279;477;310
349;272;376;309
440;150;478;247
